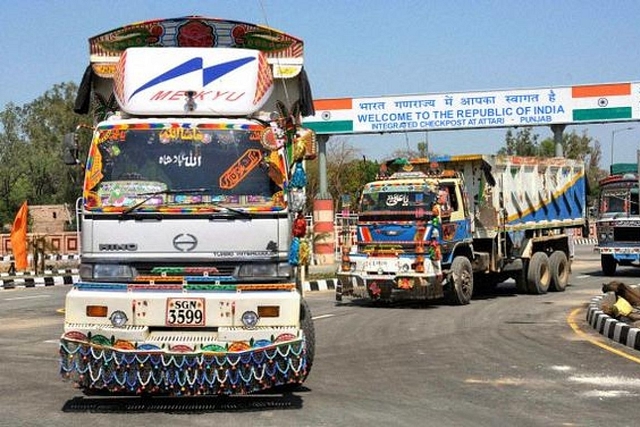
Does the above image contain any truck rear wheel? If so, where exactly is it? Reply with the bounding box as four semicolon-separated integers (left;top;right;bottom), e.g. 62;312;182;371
601;254;617;276
527;252;550;294
548;251;568;292
448;256;473;305
514;262;528;294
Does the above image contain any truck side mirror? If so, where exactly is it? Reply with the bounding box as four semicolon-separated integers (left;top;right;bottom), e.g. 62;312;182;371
63;133;79;165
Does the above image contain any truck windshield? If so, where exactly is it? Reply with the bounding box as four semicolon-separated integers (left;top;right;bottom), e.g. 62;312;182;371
599;188;640;217
83;124;281;211
359;189;437;214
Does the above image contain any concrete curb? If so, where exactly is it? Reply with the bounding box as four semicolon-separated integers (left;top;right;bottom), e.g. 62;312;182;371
586;294;640;351
304;278;337;292
574;238;597;245
1;274;79;290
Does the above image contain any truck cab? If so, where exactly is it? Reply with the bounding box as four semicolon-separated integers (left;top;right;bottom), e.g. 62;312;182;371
338;165;474;304
59;16;316;397
596;163;640;275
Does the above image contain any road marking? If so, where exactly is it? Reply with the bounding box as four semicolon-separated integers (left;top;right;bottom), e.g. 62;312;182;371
3;294;50;301
313;314;334;320
567;308;640;364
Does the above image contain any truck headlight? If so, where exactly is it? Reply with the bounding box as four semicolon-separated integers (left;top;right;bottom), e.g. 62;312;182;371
241;310;259;328
238;262;291;278
109;310;128;327
80;263;135;280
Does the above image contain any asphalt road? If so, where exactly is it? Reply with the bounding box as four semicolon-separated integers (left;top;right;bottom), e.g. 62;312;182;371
2;244;640;427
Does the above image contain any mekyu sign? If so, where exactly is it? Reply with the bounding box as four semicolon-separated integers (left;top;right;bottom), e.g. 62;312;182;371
115;47;273;116
304;82;640;134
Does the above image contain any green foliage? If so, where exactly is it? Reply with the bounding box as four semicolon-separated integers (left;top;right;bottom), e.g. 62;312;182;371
305;137;379;211
498;127;540;156
0;82;85;226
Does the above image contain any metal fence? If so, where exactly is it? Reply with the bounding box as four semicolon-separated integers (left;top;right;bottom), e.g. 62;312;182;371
305;212;358;263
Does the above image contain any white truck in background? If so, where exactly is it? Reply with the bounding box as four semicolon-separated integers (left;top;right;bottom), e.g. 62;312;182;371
596;163;640;275
59;16;317;396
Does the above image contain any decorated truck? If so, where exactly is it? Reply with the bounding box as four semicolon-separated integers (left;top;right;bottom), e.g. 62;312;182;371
59;16;317;396
337;154;586;304
595;163;640;275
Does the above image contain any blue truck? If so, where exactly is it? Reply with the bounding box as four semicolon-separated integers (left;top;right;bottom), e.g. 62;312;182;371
337;154;587;304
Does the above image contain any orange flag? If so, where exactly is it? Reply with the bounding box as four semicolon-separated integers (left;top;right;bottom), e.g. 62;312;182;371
10;201;28;271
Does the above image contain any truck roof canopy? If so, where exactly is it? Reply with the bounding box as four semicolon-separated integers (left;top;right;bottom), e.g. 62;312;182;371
88;16;304;79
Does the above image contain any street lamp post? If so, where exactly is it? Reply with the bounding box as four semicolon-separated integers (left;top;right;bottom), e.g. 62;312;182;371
611;126;634;166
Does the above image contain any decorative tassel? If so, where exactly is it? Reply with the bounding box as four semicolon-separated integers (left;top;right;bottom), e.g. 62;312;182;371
289;162;307;188
289;237;300;265
288;188;306;212
299;239;311;265
293;212;307;237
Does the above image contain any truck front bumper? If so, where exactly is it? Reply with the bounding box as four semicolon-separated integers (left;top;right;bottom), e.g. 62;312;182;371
59;284;309;396
59;329;309;396
336;272;444;302
598;246;640;263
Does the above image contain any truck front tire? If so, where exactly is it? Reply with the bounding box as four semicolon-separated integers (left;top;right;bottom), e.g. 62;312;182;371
601;254;617;276
448;256;473;305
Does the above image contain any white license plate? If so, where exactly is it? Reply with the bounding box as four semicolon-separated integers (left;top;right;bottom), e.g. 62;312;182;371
364;259;394;270
166;298;205;326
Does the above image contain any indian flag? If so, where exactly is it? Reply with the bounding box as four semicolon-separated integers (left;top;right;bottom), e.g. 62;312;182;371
571;83;632;121
303;98;354;134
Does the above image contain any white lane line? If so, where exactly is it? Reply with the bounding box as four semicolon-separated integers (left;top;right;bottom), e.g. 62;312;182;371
3;294;50;301
313;314;335;320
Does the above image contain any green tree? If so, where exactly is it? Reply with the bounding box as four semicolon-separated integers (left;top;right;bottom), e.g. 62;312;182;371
305;137;379;211
0;82;85;225
21;84;76;203
498;127;540;156
0;103;30;225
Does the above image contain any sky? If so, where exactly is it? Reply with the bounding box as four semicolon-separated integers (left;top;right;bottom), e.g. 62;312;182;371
1;0;640;167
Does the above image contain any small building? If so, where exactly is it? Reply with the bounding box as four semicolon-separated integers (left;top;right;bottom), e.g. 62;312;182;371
2;204;79;259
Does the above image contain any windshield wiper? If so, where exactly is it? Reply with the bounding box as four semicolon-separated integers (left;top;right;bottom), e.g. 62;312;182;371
121;188;208;215
209;201;251;219
121;188;251;219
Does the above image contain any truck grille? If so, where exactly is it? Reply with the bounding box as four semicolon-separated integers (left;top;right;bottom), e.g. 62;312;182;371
614;227;640;242
133;263;236;277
